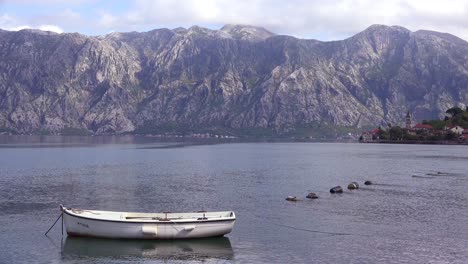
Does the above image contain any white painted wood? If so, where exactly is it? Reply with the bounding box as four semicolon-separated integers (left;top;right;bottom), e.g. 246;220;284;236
61;206;235;239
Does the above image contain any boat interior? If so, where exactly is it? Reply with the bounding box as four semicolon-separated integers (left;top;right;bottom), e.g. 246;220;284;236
66;208;235;222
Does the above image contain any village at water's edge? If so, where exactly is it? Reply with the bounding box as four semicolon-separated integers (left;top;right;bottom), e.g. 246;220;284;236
360;106;468;145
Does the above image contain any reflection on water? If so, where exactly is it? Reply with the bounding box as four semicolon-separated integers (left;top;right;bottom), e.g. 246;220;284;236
62;236;234;261
0;135;236;148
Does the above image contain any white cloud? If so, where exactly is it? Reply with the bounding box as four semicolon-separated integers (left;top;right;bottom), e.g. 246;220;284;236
58;8;81;21
2;1;468;40
0;8;74;34
0;13;18;28
9;25;31;31
38;25;63;33
95;0;468;41
0;19;63;33
98;12;118;28
1;0;94;4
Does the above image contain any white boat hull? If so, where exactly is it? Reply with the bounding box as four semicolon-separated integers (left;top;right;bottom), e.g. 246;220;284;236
62;207;235;240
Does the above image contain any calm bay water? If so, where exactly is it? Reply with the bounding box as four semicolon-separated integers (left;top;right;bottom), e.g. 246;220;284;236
0;136;467;263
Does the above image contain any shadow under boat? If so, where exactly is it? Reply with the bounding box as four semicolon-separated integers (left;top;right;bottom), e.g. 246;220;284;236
62;236;234;261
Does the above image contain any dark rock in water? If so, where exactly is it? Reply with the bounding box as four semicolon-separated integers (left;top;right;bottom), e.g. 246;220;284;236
348;182;359;190
364;181;373;185
330;186;343;193
306;192;318;199
426;172;450;176
286;196;301;202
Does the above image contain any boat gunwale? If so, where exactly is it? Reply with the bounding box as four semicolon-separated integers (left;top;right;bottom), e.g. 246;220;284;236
63;208;236;224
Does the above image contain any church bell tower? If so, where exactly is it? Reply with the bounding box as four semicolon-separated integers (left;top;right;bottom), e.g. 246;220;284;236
405;111;412;129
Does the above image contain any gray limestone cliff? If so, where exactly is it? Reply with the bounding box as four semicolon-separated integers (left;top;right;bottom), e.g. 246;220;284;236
0;25;467;135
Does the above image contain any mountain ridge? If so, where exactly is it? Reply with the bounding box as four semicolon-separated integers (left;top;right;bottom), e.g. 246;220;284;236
0;24;467;136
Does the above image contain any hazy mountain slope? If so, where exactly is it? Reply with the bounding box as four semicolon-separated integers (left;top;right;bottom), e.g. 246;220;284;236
0;25;466;135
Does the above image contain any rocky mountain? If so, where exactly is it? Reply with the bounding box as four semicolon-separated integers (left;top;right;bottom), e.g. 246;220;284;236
0;24;467;135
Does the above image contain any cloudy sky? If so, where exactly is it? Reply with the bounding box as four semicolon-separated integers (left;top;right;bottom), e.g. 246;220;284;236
1;0;468;40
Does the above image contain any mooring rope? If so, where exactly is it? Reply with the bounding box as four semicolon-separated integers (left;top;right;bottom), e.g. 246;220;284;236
243;214;353;236
263;219;352;236
45;212;63;236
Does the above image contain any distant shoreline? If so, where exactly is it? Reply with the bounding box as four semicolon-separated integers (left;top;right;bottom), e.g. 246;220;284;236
0;133;359;143
361;140;468;145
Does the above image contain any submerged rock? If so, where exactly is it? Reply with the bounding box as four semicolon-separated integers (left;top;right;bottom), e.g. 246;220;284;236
348;182;359;190
330;186;343;193
306;192;319;199
286;196;301;202
364;181;373;185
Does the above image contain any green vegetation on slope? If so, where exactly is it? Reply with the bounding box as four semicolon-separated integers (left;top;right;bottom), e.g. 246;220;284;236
370;106;468;142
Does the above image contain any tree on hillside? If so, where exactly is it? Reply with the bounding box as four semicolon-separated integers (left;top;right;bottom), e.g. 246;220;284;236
445;131;457;140
449;111;468;129
378;128;389;140
389;126;406;140
446;107;463;117
422;119;446;130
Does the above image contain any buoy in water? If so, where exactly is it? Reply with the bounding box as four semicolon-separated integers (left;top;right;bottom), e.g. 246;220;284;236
286;196;301;201
330;186;343;193
347;182;359;190
306;192;318;199
364;180;372;185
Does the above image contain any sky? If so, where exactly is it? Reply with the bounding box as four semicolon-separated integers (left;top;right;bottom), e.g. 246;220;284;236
1;0;468;41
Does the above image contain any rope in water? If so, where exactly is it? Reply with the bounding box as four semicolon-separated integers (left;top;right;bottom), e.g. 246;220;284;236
263;219;352;236
243;213;353;236
45;212;63;236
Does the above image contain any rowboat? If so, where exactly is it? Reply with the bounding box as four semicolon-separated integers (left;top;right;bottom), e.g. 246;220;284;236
61;205;236;239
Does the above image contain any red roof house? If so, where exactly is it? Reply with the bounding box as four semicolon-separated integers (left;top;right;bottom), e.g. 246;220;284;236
413;124;433;130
